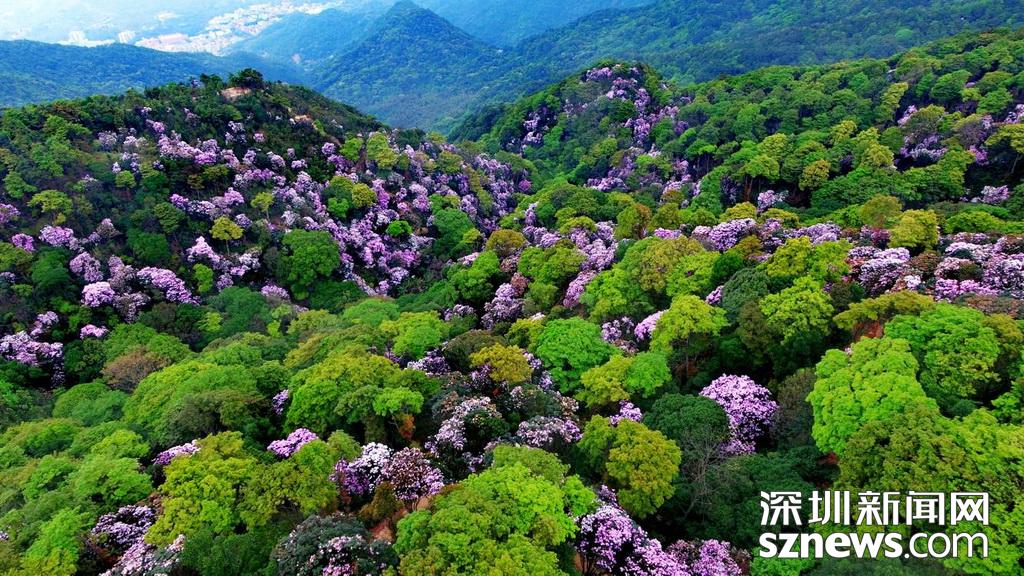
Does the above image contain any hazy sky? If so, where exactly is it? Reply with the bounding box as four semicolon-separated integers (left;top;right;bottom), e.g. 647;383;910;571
0;1;378;44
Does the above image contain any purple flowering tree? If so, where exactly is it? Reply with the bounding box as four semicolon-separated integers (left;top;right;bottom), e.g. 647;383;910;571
267;428;319;458
699;375;778;455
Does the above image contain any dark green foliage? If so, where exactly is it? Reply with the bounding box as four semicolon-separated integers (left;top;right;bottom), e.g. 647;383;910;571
0;40;304;108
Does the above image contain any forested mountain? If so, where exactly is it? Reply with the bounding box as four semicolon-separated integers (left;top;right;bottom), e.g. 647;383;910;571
4;0;1022;129
415;0;653;47
318;0;1024;129
0;40;304;108
315;1;519;128
515;0;1024;85
1;25;1024;575
230;6;386;68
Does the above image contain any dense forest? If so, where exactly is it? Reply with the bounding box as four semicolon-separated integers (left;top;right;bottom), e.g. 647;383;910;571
0;24;1023;576
6;0;1024;129
0;41;301;109
312;0;1024;128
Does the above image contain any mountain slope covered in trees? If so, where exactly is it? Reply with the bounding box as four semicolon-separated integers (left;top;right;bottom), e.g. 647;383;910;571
315;1;519;128
230;6;386;68
515;0;1024;85
0;40;304;108
415;0;653;47
0;27;1024;576
326;0;1024;128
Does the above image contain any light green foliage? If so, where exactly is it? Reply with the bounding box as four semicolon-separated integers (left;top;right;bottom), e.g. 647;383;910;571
808;337;938;455
432;208;477;259
193;263;214;294
582;266;653;322
666;250;719;297
211;216;243;243
365;132;398;170
286;347;436;435
535;318;617;393
20;509;89;576
764;238;851;286
69;454;151;508
799;159;831;191
885;304;1004;407
615;203;652;240
394;448;594;576
833;290;935;331
577;417;681;517
630;237;702;295
341;297;401;327
239;440;335;529
759;277;834;343
27;190;72;223
649;295;727;358
103;323;191;365
450;250;502;304
839;406;1024;576
380;311;449;360
148;432;257;544
52;382;126;426
470;344;533;384
578;355;633;408
721;202;756;222
250;190;274;216
0;242;32;272
858;195;902;228
578;352;670;408
122;360;259;446
518;244;586;288
888;209;938;250
485;229;528;257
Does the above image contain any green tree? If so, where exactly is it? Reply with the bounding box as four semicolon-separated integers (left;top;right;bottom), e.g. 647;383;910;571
211;216;243;250
888;209;938;251
470;344;533;384
395;448;594;575
649;295;727;363
279;230;340;300
380;311;449;360
808;337;938;455
577;417;681;517
535;319;616;393
148;432;260;544
885;304;1003;408
27;190;72;223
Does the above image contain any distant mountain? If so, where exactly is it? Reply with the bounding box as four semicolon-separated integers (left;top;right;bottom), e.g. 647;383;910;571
514;0;1024;85
314;1;518;128
0;40;304;108
231;6;386;68
450;0;1024;134
305;0;1024;130
416;0;653;47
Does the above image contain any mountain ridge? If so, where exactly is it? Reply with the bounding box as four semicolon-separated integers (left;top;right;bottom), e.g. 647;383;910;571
0;39;305;109
314;1;518;127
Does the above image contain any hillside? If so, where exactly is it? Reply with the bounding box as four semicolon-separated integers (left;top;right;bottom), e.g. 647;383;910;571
5;0;1022;128
326;0;1024;129
230;6;385;68
515;0;1024;85
0;40;305;108
1;28;1024;576
315;1;518;127
417;0;652;47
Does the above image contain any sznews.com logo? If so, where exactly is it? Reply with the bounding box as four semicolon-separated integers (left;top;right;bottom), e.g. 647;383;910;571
758;491;989;560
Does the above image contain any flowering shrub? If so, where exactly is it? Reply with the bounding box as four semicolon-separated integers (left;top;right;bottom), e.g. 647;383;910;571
700;375;778;455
